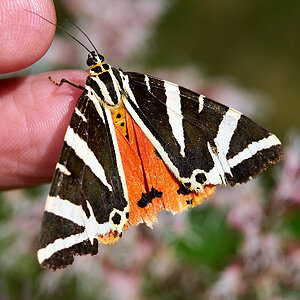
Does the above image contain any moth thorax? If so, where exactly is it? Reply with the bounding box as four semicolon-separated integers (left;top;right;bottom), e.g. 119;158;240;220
86;71;122;107
112;106;127;136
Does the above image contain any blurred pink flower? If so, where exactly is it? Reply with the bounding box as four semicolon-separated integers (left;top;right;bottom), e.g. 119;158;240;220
211;181;264;235
226;189;263;234
2;189;44;255
288;246;300;269
274;133;300;205
101;258;141;300
242;232;282;275
208;264;243;300
285;246;300;287
62;0;167;64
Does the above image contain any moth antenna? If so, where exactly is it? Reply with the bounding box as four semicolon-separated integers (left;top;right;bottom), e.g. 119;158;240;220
25;9;92;54
66;19;101;58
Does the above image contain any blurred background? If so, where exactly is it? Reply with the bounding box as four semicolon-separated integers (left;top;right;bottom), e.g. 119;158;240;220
1;0;300;299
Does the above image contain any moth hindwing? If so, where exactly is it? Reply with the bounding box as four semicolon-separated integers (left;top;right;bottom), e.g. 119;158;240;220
38;51;282;270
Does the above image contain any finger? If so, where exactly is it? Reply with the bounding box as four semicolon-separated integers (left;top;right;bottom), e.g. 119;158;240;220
0;70;87;189
0;0;56;73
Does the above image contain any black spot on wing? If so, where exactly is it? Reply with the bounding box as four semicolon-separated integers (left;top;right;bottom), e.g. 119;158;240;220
184;182;191;189
195;173;206;184
177;183;190;195
137;193;151;208
112;212;121;225
149;187;163;199
137;187;163;208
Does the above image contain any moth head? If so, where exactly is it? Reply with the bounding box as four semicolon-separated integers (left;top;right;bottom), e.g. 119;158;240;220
87;51;104;66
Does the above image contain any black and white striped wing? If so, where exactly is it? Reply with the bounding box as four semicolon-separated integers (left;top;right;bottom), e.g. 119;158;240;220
37;91;129;270
121;71;282;192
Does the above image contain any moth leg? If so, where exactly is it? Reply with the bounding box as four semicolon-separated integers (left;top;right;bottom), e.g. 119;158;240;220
48;76;85;90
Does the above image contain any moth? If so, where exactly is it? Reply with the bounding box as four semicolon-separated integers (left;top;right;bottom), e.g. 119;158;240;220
33;13;283;270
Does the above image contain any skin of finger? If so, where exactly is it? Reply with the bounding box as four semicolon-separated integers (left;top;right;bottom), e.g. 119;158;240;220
0;0;56;73
0;70;87;189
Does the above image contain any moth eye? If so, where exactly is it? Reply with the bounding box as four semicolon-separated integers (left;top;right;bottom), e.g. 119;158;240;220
102;64;110;70
87;57;94;66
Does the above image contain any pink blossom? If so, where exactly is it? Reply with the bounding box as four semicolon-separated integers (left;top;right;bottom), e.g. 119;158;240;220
62;0;167;63
242;232;282;275
274;133;300;205
208;264;243;300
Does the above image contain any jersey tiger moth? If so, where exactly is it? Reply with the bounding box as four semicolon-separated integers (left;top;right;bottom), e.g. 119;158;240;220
30;12;283;270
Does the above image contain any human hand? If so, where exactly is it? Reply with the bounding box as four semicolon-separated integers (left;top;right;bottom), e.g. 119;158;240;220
0;0;86;189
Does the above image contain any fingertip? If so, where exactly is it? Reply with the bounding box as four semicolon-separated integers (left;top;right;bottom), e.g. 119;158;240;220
0;0;56;73
0;70;87;189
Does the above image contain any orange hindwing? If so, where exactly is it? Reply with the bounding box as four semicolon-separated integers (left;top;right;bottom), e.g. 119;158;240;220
114;108;216;229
